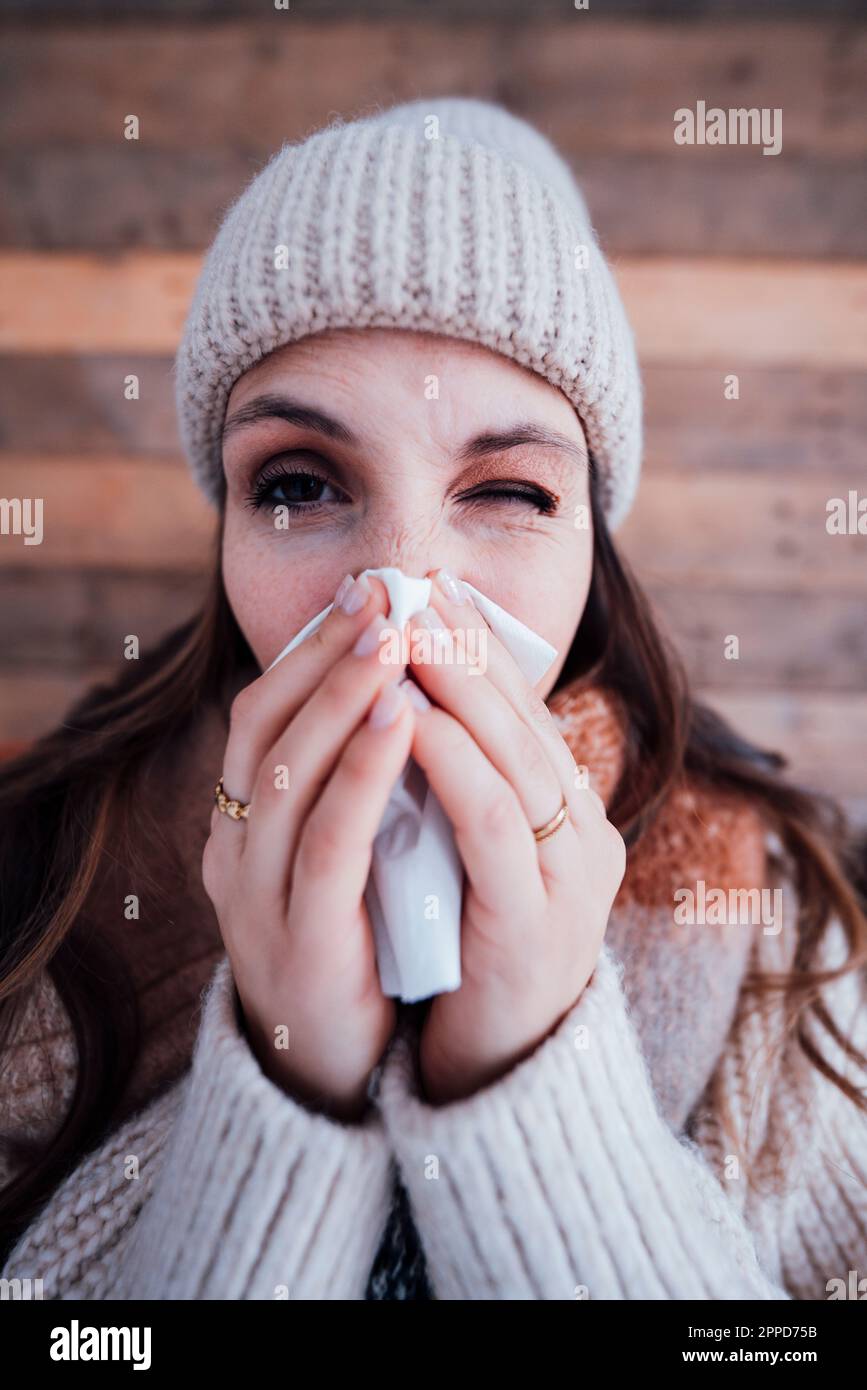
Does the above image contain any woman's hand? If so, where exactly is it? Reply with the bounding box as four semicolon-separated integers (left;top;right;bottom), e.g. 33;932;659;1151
407;570;627;1106
201;574;415;1123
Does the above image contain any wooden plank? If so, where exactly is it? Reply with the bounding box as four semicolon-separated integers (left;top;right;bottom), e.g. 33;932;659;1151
2;21;864;156
616;260;867;369
0;22;468;148
647;588;867;691
617;472;867;592
2;253;865;366
3;358;865;477
641;366;867;476
0;356;181;455
0;568;208;666
0;456;214;568
0;254;193;353
5;149;865;258
0;149;255;253
5;1;867;18
698;688;867;801
514;23;867;160
576;154;867;260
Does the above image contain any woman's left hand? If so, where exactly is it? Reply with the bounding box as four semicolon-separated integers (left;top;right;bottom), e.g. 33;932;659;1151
406;571;627;1107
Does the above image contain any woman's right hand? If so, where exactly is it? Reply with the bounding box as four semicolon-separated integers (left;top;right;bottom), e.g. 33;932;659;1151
201;574;418;1122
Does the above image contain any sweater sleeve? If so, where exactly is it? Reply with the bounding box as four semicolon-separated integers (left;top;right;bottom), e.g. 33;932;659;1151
1;955;395;1300
374;930;856;1301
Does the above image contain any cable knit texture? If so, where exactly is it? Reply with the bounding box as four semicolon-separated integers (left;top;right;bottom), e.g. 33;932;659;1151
174;96;643;532
2;678;866;1299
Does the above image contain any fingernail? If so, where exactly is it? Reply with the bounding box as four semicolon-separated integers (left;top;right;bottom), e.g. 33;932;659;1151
434;567;469;605
337;573;371;615
368;680;405;729
334;573;353;607
353;611;386;657
404;680;431;713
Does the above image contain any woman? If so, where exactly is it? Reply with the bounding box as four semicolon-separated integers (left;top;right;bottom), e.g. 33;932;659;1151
1;97;866;1301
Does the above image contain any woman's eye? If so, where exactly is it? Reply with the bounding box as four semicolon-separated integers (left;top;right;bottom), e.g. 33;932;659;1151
468;487;557;514
244;468;557;519
245;468;340;514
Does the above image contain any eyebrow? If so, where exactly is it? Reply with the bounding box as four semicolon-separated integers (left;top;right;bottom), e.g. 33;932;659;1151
456;423;589;471
222;395;360;447
222;394;589;471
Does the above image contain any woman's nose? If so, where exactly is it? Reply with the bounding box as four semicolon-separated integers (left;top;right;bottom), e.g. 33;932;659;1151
373;560;469;591
364;549;468;586
350;517;473;588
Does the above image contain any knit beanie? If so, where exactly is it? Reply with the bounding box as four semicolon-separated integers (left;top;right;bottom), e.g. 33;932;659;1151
174;96;643;532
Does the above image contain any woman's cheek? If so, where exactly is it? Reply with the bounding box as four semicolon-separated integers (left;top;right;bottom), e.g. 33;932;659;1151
482;532;591;658
222;521;335;671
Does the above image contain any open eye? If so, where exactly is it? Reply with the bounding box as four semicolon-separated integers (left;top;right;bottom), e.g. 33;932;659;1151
244;464;344;514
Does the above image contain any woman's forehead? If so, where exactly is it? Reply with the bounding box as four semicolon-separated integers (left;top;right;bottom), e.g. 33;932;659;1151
226;327;581;432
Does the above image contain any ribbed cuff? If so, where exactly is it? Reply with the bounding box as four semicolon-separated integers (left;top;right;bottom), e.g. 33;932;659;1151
375;945;788;1300
49;955;396;1301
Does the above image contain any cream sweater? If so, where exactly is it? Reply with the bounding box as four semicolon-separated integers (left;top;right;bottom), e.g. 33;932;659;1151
2;865;866;1300
2;685;866;1299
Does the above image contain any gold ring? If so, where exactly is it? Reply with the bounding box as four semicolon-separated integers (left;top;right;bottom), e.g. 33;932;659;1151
532;793;569;843
214;776;250;821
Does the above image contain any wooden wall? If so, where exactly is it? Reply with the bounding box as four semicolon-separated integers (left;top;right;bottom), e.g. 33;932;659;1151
1;2;865;822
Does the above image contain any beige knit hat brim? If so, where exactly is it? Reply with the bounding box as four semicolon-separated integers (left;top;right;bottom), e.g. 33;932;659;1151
174;97;643;531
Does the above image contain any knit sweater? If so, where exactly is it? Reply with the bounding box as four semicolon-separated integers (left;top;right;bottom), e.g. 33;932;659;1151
2;679;866;1300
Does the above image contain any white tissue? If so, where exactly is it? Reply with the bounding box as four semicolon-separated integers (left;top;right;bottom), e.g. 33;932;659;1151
264;567;558;1003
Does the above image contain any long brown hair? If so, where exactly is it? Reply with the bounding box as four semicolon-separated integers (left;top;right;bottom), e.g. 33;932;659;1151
1;463;866;1258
